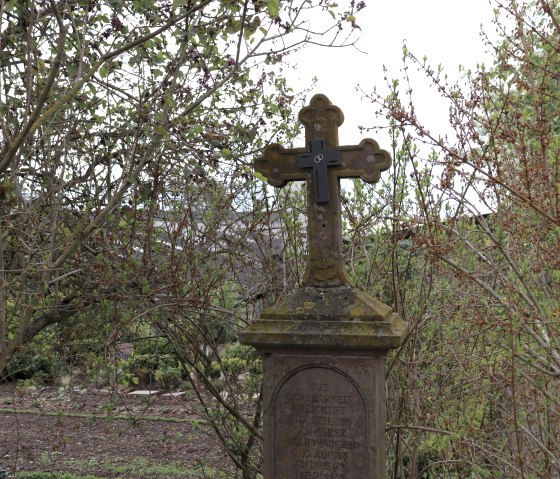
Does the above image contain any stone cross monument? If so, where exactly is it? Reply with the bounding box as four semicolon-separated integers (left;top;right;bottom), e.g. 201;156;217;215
239;94;408;478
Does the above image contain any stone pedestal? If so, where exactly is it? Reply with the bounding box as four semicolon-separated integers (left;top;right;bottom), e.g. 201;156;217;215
239;285;408;478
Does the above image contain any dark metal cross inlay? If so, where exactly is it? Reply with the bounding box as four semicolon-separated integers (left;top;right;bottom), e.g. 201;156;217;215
298;139;341;203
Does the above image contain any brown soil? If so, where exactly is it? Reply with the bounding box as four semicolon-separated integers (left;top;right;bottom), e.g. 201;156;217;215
0;382;235;478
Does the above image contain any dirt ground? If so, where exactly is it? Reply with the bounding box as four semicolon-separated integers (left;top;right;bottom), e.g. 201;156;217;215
0;382;235;478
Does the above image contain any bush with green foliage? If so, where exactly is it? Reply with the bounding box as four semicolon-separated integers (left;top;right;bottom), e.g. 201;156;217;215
362;1;560;476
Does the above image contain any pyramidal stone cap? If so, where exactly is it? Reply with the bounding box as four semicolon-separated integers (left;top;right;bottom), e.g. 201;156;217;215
239;284;408;350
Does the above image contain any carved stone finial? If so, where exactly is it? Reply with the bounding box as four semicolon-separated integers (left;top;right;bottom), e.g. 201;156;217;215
299;94;344;147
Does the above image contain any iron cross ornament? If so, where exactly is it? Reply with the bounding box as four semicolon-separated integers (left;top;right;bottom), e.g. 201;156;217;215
298;138;341;203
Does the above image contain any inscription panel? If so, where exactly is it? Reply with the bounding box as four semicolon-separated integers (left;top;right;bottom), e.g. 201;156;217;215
273;366;368;479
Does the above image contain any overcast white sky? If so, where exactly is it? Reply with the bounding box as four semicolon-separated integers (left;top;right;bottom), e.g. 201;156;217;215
285;0;497;146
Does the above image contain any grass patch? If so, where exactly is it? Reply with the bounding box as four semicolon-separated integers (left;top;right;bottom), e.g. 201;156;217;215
15;473;116;479
64;457;193;477
0;408;206;426
21;456;227;479
102;458;197;476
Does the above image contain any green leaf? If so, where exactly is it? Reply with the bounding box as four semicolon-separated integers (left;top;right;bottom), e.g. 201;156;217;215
164;95;175;108
154;125;169;136
244;27;255;40
36;58;46;73
4;0;17;12
99;65;110;78
254;171;268;183
226;19;242;34
267;0;280;18
67;63;78;77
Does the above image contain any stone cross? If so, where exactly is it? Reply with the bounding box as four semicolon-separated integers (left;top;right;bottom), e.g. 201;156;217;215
255;94;391;287
240;94;407;479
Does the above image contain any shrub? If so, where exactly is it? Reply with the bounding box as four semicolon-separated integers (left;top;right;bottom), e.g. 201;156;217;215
154;367;182;390
5;350;61;383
